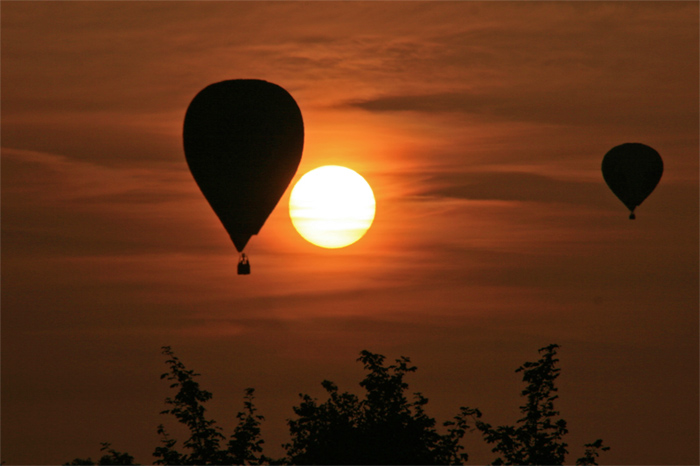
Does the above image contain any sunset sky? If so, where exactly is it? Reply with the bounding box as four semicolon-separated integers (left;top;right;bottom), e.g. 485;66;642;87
2;2;698;464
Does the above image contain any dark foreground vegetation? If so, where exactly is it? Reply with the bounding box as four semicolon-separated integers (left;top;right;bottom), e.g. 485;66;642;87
66;344;608;465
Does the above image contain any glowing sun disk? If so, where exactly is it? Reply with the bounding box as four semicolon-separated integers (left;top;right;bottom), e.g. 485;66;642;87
289;166;376;248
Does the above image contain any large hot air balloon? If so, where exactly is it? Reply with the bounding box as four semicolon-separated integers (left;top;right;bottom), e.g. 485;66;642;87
183;80;304;274
601;143;663;219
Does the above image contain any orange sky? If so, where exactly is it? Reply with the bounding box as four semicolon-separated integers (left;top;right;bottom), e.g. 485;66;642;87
2;2;698;464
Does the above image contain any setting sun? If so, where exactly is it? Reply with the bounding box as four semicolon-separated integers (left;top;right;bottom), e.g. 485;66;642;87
289;166;376;248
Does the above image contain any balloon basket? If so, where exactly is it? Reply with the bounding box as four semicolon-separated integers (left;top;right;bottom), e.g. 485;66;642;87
237;254;250;275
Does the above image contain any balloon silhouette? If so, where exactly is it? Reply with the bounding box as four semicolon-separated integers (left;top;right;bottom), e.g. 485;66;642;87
183;80;304;271
601;143;663;219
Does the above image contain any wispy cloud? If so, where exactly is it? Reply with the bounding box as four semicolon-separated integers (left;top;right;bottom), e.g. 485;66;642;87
1;147;206;257
421;170;609;206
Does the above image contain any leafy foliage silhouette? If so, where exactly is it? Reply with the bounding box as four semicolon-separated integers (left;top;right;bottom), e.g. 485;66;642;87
284;350;469;464
66;346;266;466
459;344;610;465
152;346;267;465
65;344;608;465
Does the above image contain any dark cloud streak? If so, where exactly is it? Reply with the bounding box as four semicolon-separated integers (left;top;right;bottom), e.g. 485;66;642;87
344;89;696;132
422;171;610;206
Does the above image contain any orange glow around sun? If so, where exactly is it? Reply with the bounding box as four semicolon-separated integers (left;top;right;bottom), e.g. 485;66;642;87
289;166;376;248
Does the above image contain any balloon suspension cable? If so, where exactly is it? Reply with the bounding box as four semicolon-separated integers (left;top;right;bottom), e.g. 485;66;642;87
237;252;251;275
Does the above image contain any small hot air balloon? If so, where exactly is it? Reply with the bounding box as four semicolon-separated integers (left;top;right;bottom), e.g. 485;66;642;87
601;143;663;219
183;80;304;273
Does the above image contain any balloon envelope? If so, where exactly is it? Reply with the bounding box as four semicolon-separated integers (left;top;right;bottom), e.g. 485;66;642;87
601;143;663;218
183;80;304;251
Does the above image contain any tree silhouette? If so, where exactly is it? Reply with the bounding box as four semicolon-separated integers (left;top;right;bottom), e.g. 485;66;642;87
152;346;267;465
284;350;470;465
459;344;609;465
65;344;608;465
